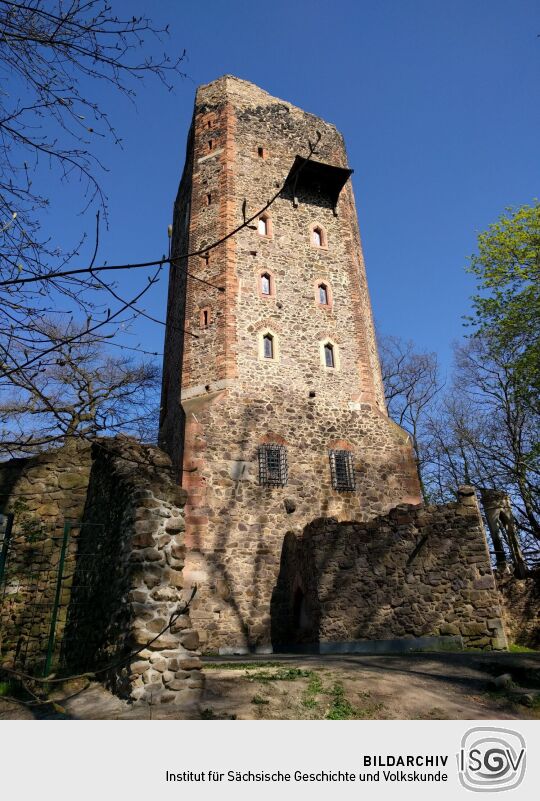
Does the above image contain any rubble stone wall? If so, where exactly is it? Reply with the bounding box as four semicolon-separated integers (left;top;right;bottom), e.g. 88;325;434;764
0;443;91;669
0;439;203;707
497;572;540;649
271;491;507;651
63;439;203;706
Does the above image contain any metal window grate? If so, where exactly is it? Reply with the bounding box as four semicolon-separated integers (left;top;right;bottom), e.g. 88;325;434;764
258;444;288;487
329;450;355;491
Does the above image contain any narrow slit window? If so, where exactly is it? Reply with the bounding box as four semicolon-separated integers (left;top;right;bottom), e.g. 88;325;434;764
258;146;265;158
261;273;271;295
324;343;335;368
206;193;212;206
258;216;268;236
319;283;329;305
329;450;355;492
200;307;211;329
258;444;288;487
208;139;213;151
313;227;322;246
263;334;274;359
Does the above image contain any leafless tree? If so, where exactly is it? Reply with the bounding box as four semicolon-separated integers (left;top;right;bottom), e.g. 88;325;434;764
0;318;160;457
0;1;186;452
379;334;441;500
424;335;539;568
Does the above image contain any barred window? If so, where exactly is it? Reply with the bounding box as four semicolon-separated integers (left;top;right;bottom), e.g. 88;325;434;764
258;444;288;487
329;450;355;491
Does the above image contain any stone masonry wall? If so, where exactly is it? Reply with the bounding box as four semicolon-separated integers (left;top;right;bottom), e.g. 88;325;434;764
271;488;507;651
0;442;91;670
497;572;540;649
160;76;422;654
64;438;203;706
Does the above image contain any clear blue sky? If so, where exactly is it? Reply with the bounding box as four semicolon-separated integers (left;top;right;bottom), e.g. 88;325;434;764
44;0;540;378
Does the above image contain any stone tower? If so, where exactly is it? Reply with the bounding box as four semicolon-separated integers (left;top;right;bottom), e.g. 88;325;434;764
160;76;422;654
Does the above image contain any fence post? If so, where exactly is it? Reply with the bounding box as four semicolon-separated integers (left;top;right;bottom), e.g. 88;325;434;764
0;513;14;587
43;520;71;677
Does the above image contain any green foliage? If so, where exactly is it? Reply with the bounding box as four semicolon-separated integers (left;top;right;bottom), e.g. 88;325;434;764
247;667;313;683
251;695;270;705
325;682;358;720
301;672;323;708
204;661;281;670
467;202;540;408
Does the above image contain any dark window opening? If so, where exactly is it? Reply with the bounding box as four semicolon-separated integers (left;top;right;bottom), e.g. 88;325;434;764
263;333;274;359
324;343;335;368
258;146;265;158
261;272;271;295
208;139;213;151
319;283;328;305
206;193;212;205
329;450;355;492
258;444;288;487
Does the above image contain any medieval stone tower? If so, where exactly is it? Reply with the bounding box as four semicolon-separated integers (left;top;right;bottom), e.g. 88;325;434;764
159;76;422;654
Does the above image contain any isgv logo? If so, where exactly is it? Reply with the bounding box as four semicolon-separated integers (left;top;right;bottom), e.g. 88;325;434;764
458;727;526;792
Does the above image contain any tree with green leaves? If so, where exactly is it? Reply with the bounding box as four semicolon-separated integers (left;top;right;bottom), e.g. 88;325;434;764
467;202;540;413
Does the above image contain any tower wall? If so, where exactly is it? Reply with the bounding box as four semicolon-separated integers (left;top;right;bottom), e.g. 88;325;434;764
160;76;422;653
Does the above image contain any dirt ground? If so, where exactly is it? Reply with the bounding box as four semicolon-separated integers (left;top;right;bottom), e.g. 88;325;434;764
1;651;539;720
200;652;540;721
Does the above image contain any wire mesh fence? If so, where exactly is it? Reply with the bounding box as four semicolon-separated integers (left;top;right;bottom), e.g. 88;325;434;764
0;515;102;677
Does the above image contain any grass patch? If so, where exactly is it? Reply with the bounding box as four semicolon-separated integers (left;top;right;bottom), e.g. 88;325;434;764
200;707;217;719
325;682;384;720
251;695;270;706
302;672;323;709
508;644;539;653
248;667;313;683
204;661;281;671
326;682;358;720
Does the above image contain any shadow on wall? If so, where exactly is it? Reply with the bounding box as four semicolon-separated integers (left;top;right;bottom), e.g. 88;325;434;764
270;530;321;650
270;503;506;651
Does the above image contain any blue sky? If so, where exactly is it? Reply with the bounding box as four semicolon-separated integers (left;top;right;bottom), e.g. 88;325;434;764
42;0;540;378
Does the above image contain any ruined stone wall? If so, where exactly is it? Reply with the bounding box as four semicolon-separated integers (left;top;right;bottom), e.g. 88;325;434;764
497;572;540;649
0;443;91;669
271;491;507;651
0;439;203;707
160;76;422;654
64;439;203;706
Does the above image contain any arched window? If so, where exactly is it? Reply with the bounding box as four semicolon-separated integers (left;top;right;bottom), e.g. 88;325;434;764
324;343;335;368
263;333;274;359
261;272;271;296
318;283;329;305
311;224;327;248
258;215;268;236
